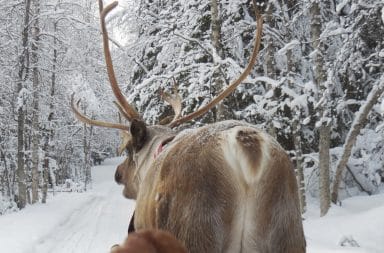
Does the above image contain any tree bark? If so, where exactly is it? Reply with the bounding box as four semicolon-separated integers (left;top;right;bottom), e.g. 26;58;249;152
264;6;277;137
42;0;60;204
319;124;331;216
331;77;384;203
41;158;48;204
1;150;11;198
264;6;275;81
293;116;306;214
16;0;32;209
210;0;227;121
210;0;223;58
310;1;331;216
31;0;41;204
83;123;92;190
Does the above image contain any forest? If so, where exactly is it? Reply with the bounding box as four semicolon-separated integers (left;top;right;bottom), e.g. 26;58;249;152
0;0;383;218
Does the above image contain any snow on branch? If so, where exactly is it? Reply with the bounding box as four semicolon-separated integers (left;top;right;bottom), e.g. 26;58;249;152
277;40;300;56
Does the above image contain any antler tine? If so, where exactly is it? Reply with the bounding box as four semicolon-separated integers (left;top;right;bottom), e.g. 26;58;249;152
160;78;182;125
118;130;132;155
99;0;141;121
114;101;132;121
71;93;129;131
168;4;264;128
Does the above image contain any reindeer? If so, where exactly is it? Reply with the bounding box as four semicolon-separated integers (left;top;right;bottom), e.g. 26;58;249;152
71;0;306;252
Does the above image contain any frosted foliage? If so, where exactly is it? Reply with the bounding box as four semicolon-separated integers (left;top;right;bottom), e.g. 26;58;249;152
305;129;384;199
353;130;384;186
122;0;267;124
0;195;17;215
0;0;122;211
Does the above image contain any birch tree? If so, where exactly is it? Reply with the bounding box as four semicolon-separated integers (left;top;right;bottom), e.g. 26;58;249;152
30;0;41;204
310;1;331;216
16;0;32;209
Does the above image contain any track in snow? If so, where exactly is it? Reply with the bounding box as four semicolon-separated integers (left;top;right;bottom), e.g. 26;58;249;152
33;158;135;253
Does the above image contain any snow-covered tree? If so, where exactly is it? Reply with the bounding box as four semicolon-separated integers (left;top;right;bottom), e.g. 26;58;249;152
1;0;383;215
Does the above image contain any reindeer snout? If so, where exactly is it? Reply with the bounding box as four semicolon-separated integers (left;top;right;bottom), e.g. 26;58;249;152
115;169;123;184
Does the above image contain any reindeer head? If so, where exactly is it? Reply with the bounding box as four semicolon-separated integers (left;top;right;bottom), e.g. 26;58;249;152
113;122;176;199
71;0;264;200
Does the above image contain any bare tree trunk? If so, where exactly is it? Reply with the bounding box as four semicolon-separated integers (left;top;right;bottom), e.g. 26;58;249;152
41;158;49;204
293;116;306;214
310;1;331;216
264;6;278;137
42;1;60;204
210;0;222;58
83;123;92;190
1;150;9;197
264;6;275;82
1;150;11;198
31;0;41;204
319;124;331;216
0;170;4;197
331;77;384;203
210;0;227;121
16;0;32;209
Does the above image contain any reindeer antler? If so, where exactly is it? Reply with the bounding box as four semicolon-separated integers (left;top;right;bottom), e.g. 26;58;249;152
71;0;264;132
99;0;141;121
118;130;132;155
168;2;264;128
71;93;129;131
70;1;142;131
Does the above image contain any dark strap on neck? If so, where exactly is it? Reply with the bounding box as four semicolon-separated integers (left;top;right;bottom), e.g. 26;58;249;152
128;211;135;234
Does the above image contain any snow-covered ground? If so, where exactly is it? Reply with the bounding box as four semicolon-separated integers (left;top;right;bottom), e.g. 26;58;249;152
304;193;384;253
0;157;383;253
0;157;134;253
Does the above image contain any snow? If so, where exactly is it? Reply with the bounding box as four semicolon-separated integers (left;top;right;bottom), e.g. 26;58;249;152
336;0;350;15
382;7;384;25
304;194;384;253
276;39;300;55
381;98;384;114
0;157;384;253
0;157;134;253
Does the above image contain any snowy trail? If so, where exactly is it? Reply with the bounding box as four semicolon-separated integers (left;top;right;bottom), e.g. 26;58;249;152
0;157;384;252
0;157;135;253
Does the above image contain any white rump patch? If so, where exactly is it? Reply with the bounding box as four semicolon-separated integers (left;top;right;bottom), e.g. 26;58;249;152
221;126;270;186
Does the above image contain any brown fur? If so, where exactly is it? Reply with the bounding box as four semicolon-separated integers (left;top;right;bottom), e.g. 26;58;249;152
113;120;306;253
111;229;187;253
236;129;263;176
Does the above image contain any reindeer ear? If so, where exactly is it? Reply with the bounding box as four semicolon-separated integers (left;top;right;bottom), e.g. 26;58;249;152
130;119;147;152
